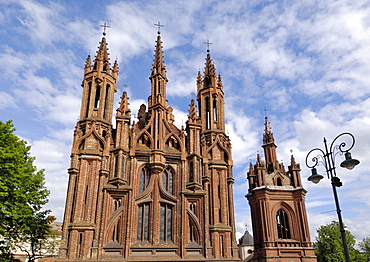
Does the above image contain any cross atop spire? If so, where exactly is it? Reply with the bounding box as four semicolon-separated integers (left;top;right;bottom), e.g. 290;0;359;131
261;107;270;117
154;21;164;34
100;22;110;36
204;40;213;53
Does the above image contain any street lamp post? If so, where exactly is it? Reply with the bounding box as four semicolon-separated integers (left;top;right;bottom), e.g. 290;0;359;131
305;132;360;262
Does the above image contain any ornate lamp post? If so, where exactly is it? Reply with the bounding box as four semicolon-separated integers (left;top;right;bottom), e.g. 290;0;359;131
305;132;360;262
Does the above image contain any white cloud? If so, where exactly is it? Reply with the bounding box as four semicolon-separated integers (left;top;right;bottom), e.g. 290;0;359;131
18;0;66;46
0;91;16;109
226;110;259;168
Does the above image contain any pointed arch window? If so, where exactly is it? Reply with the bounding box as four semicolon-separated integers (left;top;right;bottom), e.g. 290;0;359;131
103;84;110;119
85;82;92;117
162;168;173;194
94;85;101;108
213;98;217;121
139;167;151;193
276;209;291;239
276;177;283;186
205;96;210;129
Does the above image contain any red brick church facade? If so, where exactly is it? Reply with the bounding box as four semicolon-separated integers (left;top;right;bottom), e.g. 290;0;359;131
57;30;316;262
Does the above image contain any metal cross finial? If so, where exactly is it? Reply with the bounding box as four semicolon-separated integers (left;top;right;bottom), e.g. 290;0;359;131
154;21;164;34
261;107;270;117
204;40;213;53
100;22;110;35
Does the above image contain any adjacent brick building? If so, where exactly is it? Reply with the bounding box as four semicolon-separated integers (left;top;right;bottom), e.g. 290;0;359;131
246;118;316;261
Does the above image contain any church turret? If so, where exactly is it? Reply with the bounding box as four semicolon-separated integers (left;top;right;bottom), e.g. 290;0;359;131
197;51;225;131
79;32;118;122
246;119;316;262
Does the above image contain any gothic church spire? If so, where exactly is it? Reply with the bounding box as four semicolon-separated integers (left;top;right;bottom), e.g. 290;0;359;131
149;32;168;108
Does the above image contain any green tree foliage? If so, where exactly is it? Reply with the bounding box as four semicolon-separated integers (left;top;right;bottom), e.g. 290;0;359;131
0;120;51;261
359;235;370;261
314;221;366;262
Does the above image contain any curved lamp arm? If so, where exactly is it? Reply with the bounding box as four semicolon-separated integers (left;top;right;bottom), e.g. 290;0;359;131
305;148;326;169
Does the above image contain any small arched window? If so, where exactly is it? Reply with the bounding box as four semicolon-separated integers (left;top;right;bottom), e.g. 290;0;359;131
113;199;121;211
276;209;291;239
276;177;283;186
139;167;151;193
162;168;173;194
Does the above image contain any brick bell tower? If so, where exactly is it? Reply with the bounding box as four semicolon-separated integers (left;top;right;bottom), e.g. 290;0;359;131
58;29;239;261
246;117;316;262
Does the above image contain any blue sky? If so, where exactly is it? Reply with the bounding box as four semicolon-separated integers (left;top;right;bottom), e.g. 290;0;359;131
1;0;370;243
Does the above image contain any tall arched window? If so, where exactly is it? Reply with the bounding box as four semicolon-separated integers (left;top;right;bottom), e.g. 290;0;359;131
85;82;92;117
213;98;217;121
276;209;291;239
205;96;210;129
160;204;173;242
162;168;173;194
94;85;100;108
139;167;151;193
137;203;150;241
103;84;110;119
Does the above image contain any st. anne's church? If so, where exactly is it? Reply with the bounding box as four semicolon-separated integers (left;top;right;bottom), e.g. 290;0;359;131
57;27;316;262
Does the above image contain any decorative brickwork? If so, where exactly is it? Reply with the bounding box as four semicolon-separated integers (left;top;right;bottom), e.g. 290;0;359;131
57;32;239;261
